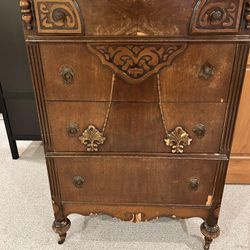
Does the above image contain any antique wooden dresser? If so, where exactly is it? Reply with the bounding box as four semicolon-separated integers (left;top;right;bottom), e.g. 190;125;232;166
20;0;250;249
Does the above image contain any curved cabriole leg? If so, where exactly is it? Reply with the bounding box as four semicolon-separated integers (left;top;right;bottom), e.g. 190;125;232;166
200;222;220;250
52;218;71;244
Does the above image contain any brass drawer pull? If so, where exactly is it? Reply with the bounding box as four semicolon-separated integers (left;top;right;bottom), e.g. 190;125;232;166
60;66;74;84
73;176;85;188
67;122;79;137
199;62;214;80
193;124;206;138
189;177;200;191
210;9;223;22
53;9;66;23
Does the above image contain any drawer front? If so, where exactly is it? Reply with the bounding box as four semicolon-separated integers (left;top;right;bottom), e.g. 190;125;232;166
31;0;244;36
47;102;226;153
56;157;218;205
40;43;236;102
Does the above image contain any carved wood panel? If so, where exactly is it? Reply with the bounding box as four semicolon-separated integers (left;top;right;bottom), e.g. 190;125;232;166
190;0;244;34
87;43;188;83
98;0;169;36
34;0;83;34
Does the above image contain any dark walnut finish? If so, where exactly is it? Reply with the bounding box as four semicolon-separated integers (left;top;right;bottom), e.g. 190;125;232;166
20;0;250;249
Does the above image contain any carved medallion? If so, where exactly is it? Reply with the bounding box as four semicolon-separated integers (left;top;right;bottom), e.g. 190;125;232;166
79;125;106;152
34;0;83;33
165;127;192;154
87;43;187;83
190;0;243;34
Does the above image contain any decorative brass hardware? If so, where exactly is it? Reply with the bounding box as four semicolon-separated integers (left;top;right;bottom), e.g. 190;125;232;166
78;74;115;152
158;75;192;154
193;123;206;138
66;122;79;137
165;127;192;154
79;125;106;152
53;9;67;22
246;1;250;29
73;176;85;188
199;62;214;80
189;177;200;191
210;9;223;22
20;0;33;30
60;66;74;84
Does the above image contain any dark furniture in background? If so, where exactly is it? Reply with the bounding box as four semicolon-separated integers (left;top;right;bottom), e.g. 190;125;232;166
0;1;41;159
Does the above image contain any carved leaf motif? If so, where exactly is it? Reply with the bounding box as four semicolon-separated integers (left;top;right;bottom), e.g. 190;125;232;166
190;0;243;33
87;44;187;83
165;127;192;154
79;125;106;152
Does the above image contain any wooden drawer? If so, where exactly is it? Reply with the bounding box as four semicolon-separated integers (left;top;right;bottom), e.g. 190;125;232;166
40;43;235;103
46;102;226;153
55;157;218;206
32;0;244;36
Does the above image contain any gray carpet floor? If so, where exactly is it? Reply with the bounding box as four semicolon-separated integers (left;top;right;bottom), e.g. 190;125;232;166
0;115;249;250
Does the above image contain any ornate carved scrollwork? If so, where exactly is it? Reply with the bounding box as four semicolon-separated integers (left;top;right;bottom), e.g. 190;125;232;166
87;43;187;83
165;127;192;154
190;0;243;34
34;0;83;34
79;125;106;152
125;212;145;223
20;0;33;30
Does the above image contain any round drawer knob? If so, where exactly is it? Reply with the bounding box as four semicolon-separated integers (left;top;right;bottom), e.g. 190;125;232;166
60;66;75;84
67;122;79;137
73;176;85;188
189;177;200;191
193;123;206;138
210;9;223;22
199;62;214;80
53;9;66;22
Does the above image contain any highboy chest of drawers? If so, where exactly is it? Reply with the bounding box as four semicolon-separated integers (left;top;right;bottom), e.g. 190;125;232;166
20;0;250;249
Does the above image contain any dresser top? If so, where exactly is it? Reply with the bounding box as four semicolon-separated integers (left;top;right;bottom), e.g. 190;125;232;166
20;0;250;42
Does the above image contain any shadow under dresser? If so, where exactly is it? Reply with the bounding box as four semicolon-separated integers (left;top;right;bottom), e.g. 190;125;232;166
20;0;250;249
